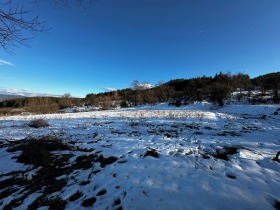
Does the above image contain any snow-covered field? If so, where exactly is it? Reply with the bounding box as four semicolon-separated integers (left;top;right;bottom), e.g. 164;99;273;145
0;102;280;210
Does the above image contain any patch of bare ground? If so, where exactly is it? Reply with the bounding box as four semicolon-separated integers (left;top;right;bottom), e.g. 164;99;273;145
0;135;119;210
143;148;159;158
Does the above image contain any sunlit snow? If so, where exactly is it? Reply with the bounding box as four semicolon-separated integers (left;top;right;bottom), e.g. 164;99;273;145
0;102;279;209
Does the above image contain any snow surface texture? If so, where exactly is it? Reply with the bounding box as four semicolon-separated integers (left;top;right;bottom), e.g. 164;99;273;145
0;102;280;210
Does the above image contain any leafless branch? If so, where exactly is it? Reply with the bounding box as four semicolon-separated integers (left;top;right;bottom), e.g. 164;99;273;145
53;0;95;8
0;0;94;53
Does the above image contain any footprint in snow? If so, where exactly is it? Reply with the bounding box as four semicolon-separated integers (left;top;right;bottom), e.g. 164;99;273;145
97;189;107;196
225;171;237;179
81;197;96;207
113;198;123;210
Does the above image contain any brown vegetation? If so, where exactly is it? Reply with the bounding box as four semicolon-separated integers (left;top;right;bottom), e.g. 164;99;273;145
85;72;279;108
0;72;279;115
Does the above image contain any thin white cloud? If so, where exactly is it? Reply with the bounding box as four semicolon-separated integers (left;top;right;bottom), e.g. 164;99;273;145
104;87;117;92
0;59;14;66
0;87;60;97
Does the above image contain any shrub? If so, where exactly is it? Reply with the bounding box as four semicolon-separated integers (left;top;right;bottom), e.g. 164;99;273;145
26;97;59;114
28;119;50;128
210;83;230;106
120;101;128;108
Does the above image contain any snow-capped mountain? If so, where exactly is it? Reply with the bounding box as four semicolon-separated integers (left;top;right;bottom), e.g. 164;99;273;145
133;83;154;90
0;88;61;98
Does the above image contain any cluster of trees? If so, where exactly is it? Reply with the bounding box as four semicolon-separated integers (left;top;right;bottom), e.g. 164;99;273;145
85;72;279;109
2;2;278;112
252;72;280;103
0;95;83;114
0;72;279;113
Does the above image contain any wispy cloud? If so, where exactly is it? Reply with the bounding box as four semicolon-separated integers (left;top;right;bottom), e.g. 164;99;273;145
0;87;60;97
0;59;14;66
104;87;117;92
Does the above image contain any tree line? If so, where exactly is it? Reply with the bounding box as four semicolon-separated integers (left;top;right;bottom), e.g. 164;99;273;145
0;71;279;114
0;96;83;114
85;71;280;109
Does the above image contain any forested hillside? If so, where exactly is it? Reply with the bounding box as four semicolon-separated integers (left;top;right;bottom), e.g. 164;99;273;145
85;72;280;108
1;72;279;114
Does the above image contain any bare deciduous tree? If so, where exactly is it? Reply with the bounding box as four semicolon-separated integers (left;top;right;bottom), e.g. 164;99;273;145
0;0;94;52
52;0;94;8
63;93;72;98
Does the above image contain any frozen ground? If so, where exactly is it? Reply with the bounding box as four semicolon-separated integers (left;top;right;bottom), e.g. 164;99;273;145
0;102;280;210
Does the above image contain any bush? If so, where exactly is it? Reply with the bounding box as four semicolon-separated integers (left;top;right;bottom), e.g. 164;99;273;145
120;101;128;108
210;83;230;106
27;98;59;114
28;119;50;128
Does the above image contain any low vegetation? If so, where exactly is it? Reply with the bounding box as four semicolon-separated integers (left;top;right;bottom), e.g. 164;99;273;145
0;71;279;115
85;71;280;109
28;119;50;128
0;96;83;115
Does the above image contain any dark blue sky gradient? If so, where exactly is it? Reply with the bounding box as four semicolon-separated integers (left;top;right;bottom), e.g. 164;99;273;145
1;0;280;97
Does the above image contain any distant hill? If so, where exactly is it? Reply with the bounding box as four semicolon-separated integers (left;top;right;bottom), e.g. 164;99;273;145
0;94;25;102
85;71;280;108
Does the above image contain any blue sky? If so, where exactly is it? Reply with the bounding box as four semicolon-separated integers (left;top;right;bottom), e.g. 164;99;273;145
1;0;280;97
